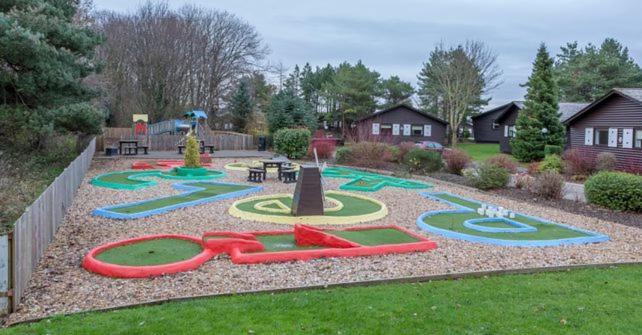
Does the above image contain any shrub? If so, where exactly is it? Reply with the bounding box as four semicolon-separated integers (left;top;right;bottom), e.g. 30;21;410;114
184;135;201;168
273;128;311;159
463;163;509;190
403;148;443;174
443;149;471;175
563;148;595;176
309;140;336;159
595;152;617;172
515;173;535;190
544;145;563;156
529;171;564;199
396;141;416;162
585;172;642;212
485;154;518;173
350;142;394;169
540;154;563;173
334;147;353;164
527;162;541;175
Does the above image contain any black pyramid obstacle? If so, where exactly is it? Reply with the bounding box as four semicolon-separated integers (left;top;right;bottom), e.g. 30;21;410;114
291;165;324;216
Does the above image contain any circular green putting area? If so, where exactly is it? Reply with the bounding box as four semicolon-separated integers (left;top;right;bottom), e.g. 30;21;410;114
228;190;388;225
95;237;204;266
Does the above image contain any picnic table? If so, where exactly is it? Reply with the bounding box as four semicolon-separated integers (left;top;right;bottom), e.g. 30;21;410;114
118;140;148;155
261;159;294;181
178;140;215;154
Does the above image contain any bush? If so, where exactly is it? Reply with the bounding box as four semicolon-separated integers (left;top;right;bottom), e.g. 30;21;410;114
585;172;642;212
350;142;394;169
309;140;336;159
529;171;564;199
53;103;104;135
544;145;563;156
540;154;563;173
595;152;617;172
463;163;509;190
527;162;541;175
563;149;595;176
403;148;443;174
334;147;353;164
485;154;518;173
443;149;471;175
273;128;311;159
396;141;416;162
184;135;201;168
515;173;535;190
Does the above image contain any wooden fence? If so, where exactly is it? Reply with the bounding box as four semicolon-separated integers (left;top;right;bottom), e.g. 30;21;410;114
97;128;254;151
0;138;96;314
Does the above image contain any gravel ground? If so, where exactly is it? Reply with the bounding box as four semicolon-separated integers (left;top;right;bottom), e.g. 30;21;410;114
7;158;642;323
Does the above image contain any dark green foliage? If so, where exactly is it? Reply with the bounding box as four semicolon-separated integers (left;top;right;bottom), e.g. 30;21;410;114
53;103;104;135
228;81;254;132
544;145;562;156
585;172;642;212
266;90;317;134
540;154;563;173
555;38;642;102
512;44;565;162
403;149;443;174
0;0;103;149
380;75;414;108
334;147;353;164
273;128;311;159
464;163;509;190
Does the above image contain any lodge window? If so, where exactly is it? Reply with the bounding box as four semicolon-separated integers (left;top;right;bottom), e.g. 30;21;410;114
508;125;516;138
492;121;499;129
412;125;423;136
380;124;392;136
594;128;609;146
635;129;642;148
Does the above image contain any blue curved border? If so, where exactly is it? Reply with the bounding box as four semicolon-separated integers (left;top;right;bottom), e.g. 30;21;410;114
463;217;537;233
93;181;262;220
91;169;226;190
416;192;609;247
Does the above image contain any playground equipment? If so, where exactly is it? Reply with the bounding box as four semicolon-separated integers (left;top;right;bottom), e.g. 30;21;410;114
83;224;437;278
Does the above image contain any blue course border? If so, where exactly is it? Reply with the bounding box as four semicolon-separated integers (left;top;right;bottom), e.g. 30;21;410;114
416;191;609;247
93;181;262;220
463;218;537;233
91;169;226;190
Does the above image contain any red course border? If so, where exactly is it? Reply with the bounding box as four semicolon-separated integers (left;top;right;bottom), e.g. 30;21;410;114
82;234;216;278
84;226;437;278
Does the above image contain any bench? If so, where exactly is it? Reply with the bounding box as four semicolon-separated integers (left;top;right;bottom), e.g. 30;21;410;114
203;145;215;154
280;169;297;183
248;168;266;183
137;145;149;154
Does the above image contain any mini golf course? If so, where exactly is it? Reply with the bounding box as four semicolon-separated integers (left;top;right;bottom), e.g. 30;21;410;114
228;190;388;225
322;167;430;192
416;192;609;247
93;181;262;219
91;168;226;190
83;225;437;278
224;161;300;172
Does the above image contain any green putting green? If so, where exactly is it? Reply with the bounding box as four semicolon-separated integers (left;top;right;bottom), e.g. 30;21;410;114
235;194;381;217
92;169;225;190
420;193;596;241
322;167;430;192
254;234;322;252
330;228;420;246
95;238;203;266
109;183;250;214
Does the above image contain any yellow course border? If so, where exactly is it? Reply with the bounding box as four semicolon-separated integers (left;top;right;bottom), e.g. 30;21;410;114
229;190;388;225
224;162;300;172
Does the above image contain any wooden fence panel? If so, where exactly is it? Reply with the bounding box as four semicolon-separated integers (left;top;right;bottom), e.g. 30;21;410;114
8;138;96;312
96;128;254;151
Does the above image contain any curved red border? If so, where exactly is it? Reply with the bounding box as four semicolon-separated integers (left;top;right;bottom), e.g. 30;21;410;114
82;234;216;278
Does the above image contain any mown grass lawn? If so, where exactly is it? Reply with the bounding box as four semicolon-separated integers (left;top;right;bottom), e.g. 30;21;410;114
3;265;641;334
455;142;501;162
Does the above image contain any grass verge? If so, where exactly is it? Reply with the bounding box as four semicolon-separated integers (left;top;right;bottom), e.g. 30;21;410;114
3;265;640;334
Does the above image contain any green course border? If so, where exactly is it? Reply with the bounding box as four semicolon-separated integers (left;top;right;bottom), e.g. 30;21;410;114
322;167;431;192
91;169;226;190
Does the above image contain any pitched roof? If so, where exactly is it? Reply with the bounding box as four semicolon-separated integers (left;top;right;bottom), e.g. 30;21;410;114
357;103;448;125
471;102;515;119
564;88;642;124
489;101;588;123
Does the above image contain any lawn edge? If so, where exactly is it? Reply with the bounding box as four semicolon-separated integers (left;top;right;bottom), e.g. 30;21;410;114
5;261;641;328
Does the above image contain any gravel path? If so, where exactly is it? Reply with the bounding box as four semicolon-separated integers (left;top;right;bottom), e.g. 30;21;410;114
7;158;642;323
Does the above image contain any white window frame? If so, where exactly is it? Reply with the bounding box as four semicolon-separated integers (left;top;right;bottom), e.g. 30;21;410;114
608;128;618;147
403;124;411;136
423;124;432;137
504;125;509;137
584;128;594;146
372;123;380;135
392;124;400;136
622;128;633;149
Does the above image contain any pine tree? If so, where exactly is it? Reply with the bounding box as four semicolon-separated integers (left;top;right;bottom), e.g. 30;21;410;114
228;81;254;132
184;134;201;168
266;90;317;134
512;44;565;162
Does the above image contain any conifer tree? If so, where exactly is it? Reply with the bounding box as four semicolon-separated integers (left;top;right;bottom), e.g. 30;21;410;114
512;44;565;162
229;81;254;132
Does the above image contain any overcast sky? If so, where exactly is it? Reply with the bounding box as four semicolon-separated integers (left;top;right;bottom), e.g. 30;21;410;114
93;0;642;108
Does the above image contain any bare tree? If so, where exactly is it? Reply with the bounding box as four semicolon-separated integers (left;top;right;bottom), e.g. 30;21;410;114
418;41;502;145
94;2;268;126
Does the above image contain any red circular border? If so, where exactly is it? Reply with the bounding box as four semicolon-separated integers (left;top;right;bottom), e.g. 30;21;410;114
82;234;216;278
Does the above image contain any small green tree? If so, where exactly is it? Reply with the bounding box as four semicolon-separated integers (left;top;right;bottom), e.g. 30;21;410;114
184;135;201;168
512;44;565;162
266;90;317;133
